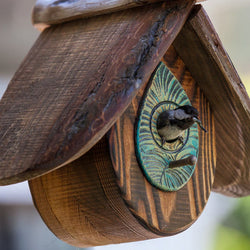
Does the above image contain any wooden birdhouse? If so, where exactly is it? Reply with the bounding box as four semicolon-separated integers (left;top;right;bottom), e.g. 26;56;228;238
0;0;249;247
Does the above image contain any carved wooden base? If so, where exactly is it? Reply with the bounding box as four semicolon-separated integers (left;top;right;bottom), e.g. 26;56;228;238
29;137;159;247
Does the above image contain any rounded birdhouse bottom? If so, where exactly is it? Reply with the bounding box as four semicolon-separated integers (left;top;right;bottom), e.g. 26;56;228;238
29;138;159;247
29;46;216;247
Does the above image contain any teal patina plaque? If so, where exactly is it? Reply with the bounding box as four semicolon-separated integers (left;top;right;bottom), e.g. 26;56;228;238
136;62;199;191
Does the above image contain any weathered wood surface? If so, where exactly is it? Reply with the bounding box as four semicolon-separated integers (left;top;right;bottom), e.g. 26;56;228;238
173;5;250;197
29;45;215;246
33;0;205;29
0;1;195;185
29;137;159;247
108;45;216;235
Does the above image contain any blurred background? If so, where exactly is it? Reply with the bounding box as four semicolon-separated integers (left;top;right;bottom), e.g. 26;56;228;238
0;0;249;249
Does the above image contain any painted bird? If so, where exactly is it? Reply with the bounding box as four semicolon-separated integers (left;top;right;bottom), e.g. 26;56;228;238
157;105;207;145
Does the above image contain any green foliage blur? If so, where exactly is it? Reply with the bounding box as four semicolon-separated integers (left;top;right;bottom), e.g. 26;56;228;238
214;197;250;250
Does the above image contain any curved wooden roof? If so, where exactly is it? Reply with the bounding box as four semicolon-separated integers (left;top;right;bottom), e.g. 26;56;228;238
0;1;195;185
173;5;250;197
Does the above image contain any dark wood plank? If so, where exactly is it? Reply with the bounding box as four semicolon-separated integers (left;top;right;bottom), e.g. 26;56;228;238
0;1;195;185
32;0;205;30
108;45;216;235
29;137;160;247
173;5;250;197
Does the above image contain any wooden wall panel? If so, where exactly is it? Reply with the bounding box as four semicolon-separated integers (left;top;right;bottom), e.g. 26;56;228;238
173;5;250;196
108;45;216;234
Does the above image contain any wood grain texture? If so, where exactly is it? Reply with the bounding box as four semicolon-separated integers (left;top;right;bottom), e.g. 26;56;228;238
29;137;160;247
108;45;216;235
173;5;250;197
32;0;205;29
0;1;195;185
29;45;215;246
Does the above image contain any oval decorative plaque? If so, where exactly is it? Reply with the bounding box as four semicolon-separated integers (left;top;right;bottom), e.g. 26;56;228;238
136;62;199;191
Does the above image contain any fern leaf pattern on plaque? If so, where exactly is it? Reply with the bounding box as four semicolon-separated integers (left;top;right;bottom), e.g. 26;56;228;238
136;62;199;191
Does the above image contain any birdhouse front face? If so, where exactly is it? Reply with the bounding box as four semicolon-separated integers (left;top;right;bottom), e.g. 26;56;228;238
108;43;215;236
1;0;250;248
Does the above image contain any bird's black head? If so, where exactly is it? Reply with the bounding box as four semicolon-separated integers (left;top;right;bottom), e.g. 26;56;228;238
172;105;199;130
175;105;199;118
156;105;206;143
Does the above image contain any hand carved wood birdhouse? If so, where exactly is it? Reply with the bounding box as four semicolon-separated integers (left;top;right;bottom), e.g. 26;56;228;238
0;0;249;247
